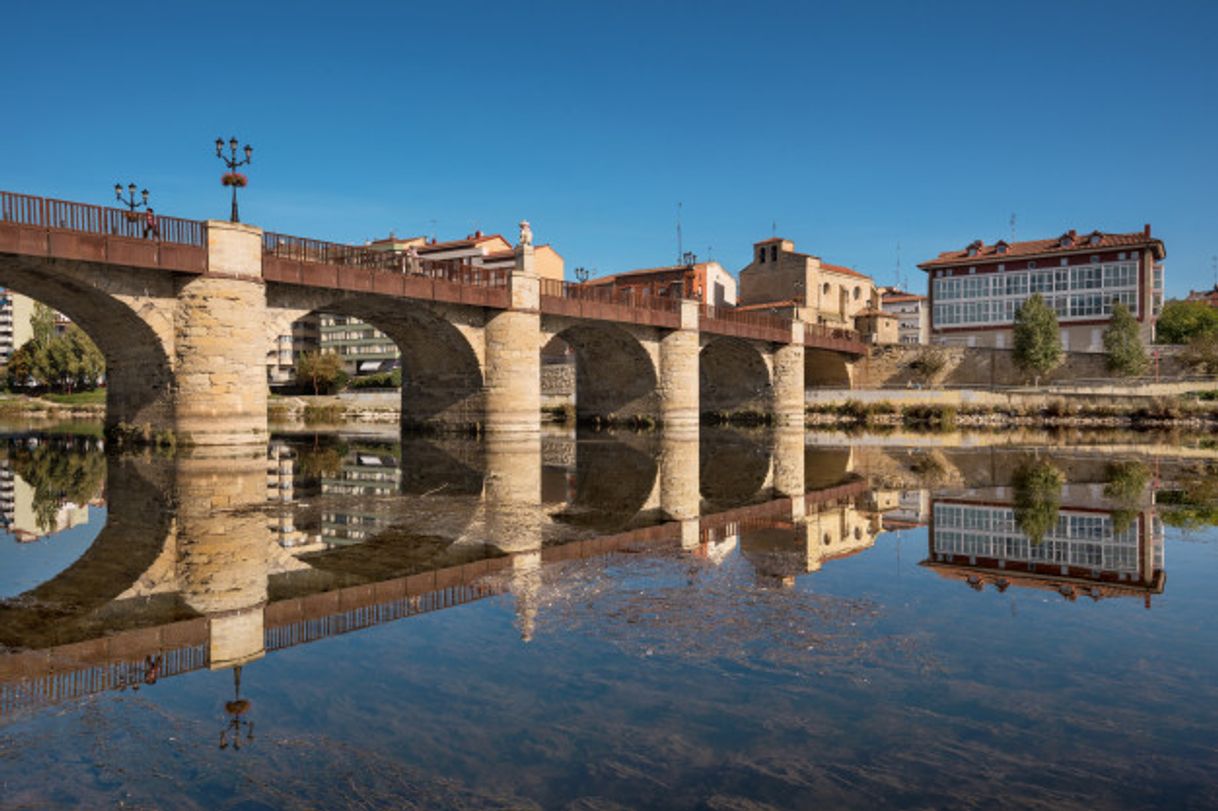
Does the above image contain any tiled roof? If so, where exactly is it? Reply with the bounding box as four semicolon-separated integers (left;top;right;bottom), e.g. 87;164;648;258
584;264;698;286
820;261;868;279
881;293;925;303
919;228;1165;269
416;234;508;253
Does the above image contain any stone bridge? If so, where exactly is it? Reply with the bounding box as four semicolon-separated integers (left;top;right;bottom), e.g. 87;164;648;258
0;190;866;444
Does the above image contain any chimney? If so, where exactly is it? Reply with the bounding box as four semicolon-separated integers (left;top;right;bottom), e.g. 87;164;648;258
1144;223;1151;237
475;230;483;238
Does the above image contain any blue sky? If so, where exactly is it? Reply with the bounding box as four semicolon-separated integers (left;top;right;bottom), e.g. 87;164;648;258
1;0;1215;295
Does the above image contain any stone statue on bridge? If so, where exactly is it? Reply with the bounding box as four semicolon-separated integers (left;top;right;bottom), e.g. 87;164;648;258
518;219;533;248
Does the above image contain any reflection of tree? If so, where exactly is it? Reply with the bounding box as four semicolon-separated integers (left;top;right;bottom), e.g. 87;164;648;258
294;439;350;485
8;438;105;533
1012;458;1063;545
1159;464;1218;530
1104;460;1150;534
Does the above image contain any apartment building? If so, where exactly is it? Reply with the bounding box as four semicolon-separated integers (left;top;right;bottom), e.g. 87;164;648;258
0;290;35;364
918;226;1166;351
878;287;928;345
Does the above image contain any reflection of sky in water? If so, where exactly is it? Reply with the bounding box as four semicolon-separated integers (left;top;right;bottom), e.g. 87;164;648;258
2;434;1218;809
0;506;105;597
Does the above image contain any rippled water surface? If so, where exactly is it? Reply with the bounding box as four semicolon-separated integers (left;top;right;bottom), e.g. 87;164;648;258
1;427;1216;810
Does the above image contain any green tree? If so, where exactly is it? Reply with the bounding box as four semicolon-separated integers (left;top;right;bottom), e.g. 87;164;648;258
1156;299;1218;344
1012;293;1063;384
30;302;58;346
295;350;346;395
5;322;105;393
1179;332;1218;375
1102;301;1149;377
1012;458;1064;545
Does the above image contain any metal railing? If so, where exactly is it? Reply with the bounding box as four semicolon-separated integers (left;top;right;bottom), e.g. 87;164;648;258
805;321;862;343
700;304;792;333
0;190;205;247
262;232;509;288
540;278;683;313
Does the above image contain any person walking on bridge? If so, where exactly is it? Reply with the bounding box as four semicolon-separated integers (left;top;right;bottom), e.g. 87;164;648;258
143;207;160;240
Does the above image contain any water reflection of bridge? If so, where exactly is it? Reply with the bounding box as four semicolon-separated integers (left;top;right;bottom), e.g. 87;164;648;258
0;428;875;722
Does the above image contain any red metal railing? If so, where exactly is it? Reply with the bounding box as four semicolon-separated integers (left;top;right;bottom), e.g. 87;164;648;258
0;190;205;246
539;278;683;313
262;231;509;288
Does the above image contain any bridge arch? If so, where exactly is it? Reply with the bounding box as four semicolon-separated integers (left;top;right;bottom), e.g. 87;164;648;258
699;336;772;418
0;257;175;432
805;347;852;388
265;291;485;430
544;321;659;424
0;449;176;649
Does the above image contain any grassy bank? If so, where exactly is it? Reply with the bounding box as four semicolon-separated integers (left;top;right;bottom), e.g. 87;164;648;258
808;397;1218;431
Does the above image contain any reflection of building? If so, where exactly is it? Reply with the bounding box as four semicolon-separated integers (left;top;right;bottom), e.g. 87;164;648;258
740;497;885;585
884;488;930;530
923;497;1165;604
584;262;737;307
267;445;319;549
319;448;401;546
919;226;1166;350
0;467;95;544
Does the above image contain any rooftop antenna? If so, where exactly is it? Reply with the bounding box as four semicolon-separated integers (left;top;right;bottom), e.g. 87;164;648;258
1010;212;1017;242
772;220;777;238
428;218;438;242
896;241;902;289
1212;255;1217;290
676;202;683;265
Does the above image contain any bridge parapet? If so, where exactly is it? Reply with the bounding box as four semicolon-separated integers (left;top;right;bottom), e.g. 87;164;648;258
0;190;207;273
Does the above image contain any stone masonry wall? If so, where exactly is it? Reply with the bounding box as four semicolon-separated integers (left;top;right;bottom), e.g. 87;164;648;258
853;344;1190;389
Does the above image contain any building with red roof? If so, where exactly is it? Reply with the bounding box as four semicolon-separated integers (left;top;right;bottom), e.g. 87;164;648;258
918;226;1166;351
583;261;736;307
738;237;891;341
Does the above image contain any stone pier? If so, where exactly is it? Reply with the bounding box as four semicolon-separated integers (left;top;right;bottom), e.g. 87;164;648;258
484;241;541;436
772;427;807;520
174;446;270;668
772;321;805;428
660;431;701;548
174;221;269;446
659;300;701;436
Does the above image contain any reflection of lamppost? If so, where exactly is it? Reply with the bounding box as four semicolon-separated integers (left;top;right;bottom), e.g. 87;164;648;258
215;136;253;224
574;266;591;283
114;183;149;218
218;665;254;750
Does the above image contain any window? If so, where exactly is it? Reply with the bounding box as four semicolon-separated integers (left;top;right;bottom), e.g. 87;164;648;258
822;282;831;295
1028;260;1037;269
1054;269;1070;292
758;248;765;263
770;245;777;261
1029;271;1054;294
853;286;861;300
1070;266;1101;290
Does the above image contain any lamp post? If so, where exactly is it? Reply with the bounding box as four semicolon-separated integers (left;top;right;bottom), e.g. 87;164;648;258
574;266;591;283
215;136;253;223
114;182;149;216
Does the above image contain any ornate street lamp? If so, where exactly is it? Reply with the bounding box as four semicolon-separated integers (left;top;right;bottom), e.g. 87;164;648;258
574;266;591;283
114;182;149;217
215;136;253;223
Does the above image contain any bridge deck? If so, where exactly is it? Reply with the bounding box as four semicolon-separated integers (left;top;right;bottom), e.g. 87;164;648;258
0;189;867;353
